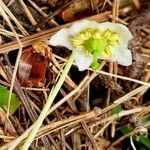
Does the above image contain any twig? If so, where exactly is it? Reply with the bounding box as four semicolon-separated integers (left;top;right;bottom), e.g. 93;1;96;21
2;108;100;150
0;28;24;37
1;1;28;36
95;70;150;87
91;107;143;127
28;0;58;26
92;85;148;118
47;75;89;116
7;0;15;6
72;61;106;103
18;0;40;31
37;108;101;139
1;76;88;149
1;9;134;53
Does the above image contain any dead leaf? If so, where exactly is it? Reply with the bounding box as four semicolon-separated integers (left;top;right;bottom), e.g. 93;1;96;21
17;42;53;87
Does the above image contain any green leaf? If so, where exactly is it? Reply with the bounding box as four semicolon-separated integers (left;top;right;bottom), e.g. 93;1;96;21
142;116;150;123
111;105;122;115
0;85;20;114
119;125;132;135
138;135;150;149
133;139;149;150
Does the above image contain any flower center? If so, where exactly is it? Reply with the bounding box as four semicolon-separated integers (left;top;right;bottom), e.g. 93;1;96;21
83;38;106;54
71;28;120;69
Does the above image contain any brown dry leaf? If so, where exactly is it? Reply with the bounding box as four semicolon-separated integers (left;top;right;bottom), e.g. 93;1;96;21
17;42;53;87
60;0;104;21
0;108;16;136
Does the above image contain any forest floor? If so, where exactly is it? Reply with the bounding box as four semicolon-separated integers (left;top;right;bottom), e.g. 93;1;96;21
0;0;149;149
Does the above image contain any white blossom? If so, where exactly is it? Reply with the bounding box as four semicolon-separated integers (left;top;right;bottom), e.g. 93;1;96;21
49;20;133;71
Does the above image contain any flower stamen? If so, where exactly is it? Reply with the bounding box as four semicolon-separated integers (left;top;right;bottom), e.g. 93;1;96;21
71;27;120;69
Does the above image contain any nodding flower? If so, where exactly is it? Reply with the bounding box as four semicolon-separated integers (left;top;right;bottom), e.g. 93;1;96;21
49;20;133;71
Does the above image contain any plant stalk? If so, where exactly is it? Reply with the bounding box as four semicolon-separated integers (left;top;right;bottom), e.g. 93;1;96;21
21;53;74;150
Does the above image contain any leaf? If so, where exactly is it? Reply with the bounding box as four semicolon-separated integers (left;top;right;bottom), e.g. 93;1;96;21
0;85;20;114
111;105;122;115
138;135;150;149
133;139;149;150
119;125;132;135
17;42;53;87
110;105;122;120
142;116;150;123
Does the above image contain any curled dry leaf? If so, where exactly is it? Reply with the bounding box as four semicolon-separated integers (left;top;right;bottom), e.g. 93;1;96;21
17;42;54;87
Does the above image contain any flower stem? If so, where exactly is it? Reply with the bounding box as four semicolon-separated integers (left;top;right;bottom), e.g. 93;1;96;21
21;53;74;150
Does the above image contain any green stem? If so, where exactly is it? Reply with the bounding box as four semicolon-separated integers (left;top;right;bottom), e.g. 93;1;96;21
90;53;100;70
21;53;74;150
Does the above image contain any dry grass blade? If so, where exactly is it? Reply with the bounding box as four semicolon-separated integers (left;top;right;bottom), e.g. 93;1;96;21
18;0;40;32
28;0;58;26
1;108;101;150
47;75;89;115
0;7;131;54
92;107;143;127
0;11;110;53
0;1;22;116
96;70;150;87
0;65;9;82
1;1;28;36
0;28;24;37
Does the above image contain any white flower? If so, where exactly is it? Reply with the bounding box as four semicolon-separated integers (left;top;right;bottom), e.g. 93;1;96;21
49;20;133;71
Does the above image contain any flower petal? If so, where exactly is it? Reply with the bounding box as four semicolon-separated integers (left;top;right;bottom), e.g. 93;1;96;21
48;28;73;50
70;20;100;35
73;50;93;71
110;46;132;66
98;22;133;46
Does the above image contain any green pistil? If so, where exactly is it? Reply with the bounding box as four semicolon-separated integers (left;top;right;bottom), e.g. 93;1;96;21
83;38;106;70
83;38;106;54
